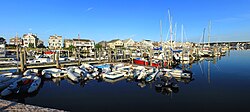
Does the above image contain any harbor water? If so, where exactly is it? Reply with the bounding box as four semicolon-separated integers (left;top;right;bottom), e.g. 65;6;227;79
1;50;250;112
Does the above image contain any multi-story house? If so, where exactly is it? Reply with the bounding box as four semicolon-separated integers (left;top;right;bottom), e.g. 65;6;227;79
9;37;23;45
0;37;6;57
48;34;62;49
123;38;135;48
64;39;73;48
23;33;38;48
73;39;95;52
141;39;154;48
107;39;123;49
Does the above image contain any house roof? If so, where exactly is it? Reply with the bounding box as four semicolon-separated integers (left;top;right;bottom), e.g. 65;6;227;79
73;39;92;42
108;39;120;43
123;38;133;43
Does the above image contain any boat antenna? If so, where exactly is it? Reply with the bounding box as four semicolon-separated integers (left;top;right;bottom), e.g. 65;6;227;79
160;20;163;47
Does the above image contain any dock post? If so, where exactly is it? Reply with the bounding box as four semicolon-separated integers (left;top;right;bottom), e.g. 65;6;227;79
16;46;19;61
74;48;77;60
114;50;117;62
123;50;125;62
150;49;153;66
78;52;81;66
56;51;60;68
24;47;27;65
108;49;111;63
99;49;101;63
94;49;97;61
20;51;25;72
68;50;69;59
53;52;56;63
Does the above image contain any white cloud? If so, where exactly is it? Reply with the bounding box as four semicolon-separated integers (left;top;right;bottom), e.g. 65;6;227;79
86;7;94;12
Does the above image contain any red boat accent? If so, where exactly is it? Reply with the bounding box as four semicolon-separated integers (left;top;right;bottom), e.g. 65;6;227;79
44;51;55;55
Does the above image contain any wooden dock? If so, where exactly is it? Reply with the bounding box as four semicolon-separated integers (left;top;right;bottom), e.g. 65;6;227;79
0;59;130;71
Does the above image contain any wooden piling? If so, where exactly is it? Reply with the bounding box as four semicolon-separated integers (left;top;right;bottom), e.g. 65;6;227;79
23;48;27;65
53;52;56;63
94;49;97;60
20;51;25;72
78;52;81;66
16;47;19;61
150;49;153;66
99;49;101;63
123;50;125;62
56;52;60;68
108;49;111;63
114;50;117;62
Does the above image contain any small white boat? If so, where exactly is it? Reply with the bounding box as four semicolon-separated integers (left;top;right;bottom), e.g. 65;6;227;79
170;69;192;79
1;75;41;96
146;69;159;82
0;75;21;90
137;70;147;80
66;67;84;82
80;63;94;72
102;71;125;80
23;69;39;76
28;75;41;93
0;73;13;83
42;68;66;78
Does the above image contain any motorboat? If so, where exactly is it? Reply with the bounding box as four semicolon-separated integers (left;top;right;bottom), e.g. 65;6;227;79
1;75;41;96
102;71;125;80
42;68;67;78
145;69;159;82
0;75;21;90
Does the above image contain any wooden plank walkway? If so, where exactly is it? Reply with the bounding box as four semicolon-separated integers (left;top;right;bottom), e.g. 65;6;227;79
0;59;129;70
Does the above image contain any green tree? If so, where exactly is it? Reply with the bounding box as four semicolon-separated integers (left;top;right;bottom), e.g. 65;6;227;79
28;43;34;48
68;45;75;51
95;44;102;50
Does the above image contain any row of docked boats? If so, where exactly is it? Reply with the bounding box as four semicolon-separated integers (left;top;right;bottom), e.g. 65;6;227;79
0;69;41;97
41;63;193;83
0;63;193;97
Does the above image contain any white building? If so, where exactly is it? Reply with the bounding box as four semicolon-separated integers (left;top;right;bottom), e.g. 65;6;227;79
73;39;95;52
141;39;154;48
0;37;6;57
123;38;135;48
49;34;62;49
23;33;38;48
107;39;123;49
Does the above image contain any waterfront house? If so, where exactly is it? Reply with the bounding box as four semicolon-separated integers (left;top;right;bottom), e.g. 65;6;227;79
9;37;23;45
141;39;154;49
107;39;123;49
64;39;73;48
123;38;135;49
0;37;6;57
48;34;62;49
72;39;95;52
23;33;38;48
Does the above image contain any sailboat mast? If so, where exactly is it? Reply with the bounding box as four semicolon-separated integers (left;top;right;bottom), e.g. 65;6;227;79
208;20;211;47
202;28;206;48
181;24;184;47
168;9;173;48
160;20;163;46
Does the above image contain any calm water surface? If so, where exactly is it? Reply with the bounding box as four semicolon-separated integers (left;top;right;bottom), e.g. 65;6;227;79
1;50;250;112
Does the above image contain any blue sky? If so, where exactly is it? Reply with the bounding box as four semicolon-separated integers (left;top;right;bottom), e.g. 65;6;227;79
0;0;250;45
